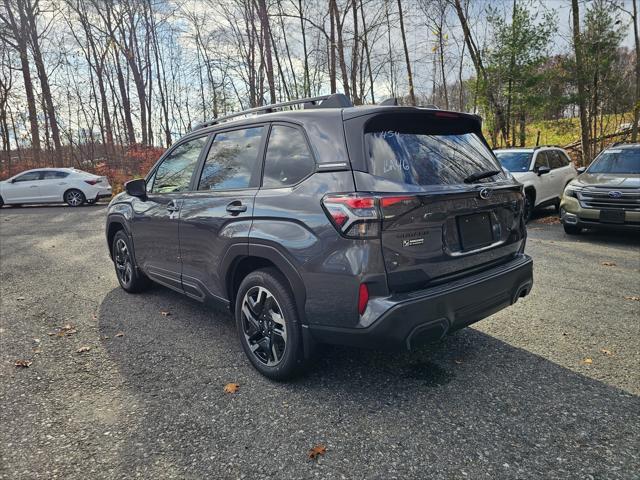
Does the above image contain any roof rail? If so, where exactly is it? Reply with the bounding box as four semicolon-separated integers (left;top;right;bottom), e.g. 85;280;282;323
191;93;353;131
534;144;562;149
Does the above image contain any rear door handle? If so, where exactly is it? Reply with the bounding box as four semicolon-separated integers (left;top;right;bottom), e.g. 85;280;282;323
226;201;247;214
166;201;180;212
30;185;38;188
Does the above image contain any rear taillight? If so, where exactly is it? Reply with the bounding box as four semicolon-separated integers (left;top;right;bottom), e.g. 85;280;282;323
322;194;380;238
358;283;369;315
322;193;422;237
84;179;99;185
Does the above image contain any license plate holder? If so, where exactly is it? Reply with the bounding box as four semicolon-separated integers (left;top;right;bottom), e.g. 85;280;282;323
599;209;625;224
457;212;493;251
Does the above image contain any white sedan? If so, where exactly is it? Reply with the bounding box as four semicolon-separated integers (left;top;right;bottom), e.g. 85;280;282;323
0;168;112;207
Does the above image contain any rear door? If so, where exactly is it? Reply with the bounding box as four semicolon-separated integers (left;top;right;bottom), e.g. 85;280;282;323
179;125;266;301
346;110;526;292
547;150;570;199
40;170;69;201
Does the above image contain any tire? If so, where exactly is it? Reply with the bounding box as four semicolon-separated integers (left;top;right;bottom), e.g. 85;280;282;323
0;195;4;207
554;199;561;214
112;230;151;292
235;268;306;380
523;192;534;223
563;223;582;235
64;189;86;207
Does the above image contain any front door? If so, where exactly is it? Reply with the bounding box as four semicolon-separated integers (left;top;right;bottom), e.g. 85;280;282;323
180;125;266;302
131;135;209;292
4;171;43;203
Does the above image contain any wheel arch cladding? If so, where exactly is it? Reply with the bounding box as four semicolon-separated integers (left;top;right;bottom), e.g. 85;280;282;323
226;252;306;323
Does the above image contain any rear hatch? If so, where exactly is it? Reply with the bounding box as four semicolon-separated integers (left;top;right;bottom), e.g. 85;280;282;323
345;109;526;292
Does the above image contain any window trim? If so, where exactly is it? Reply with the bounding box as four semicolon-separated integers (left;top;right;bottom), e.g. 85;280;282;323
259;121;317;190
193;124;268;193
144;133;211;195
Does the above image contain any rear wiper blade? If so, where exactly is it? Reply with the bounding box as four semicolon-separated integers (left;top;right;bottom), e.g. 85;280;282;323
464;169;501;184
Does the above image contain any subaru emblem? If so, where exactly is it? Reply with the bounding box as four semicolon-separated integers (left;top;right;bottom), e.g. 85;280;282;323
608;191;623;199
479;188;491;200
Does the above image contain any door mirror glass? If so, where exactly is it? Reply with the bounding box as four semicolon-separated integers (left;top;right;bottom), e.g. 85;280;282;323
125;178;147;198
536;165;551;175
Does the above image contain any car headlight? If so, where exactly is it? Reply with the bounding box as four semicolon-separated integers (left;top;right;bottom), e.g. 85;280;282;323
564;185;582;198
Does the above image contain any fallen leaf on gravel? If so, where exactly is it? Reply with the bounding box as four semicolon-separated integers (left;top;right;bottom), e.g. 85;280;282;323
454;359;463;365
600;349;614;356
15;360;32;368
160;310;171;316
92;314;97;321
534;216;561;225
582;357;593;365
223;383;240;394
16;296;25;301
308;444;327;460
601;261;616;267
33;348;42;354
115;332;124;337
623;296;639;301
77;346;91;353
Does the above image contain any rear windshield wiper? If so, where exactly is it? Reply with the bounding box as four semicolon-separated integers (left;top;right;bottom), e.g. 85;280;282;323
464;169;501;184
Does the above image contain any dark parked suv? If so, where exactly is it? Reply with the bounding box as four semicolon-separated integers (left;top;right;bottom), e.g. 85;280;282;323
106;94;533;379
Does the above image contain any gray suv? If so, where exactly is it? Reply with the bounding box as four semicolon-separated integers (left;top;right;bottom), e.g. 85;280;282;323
106;94;533;379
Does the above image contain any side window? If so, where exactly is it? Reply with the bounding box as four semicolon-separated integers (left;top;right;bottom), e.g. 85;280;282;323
534;152;549;170
151;136;207;193
548;151;564;169
198;126;264;191
14;171;41;182
556;150;570;167
263;125;315;188
42;171;69;179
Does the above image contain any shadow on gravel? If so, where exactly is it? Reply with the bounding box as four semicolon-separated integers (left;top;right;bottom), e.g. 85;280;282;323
96;285;640;478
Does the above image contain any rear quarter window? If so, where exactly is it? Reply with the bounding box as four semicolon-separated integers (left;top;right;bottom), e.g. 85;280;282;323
263;125;315;188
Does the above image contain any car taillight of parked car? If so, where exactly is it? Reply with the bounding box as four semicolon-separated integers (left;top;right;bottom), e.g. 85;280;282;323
84;179;100;185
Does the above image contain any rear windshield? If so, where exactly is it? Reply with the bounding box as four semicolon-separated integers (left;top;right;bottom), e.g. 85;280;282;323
588;148;640;174
494;151;532;172
365;128;505;186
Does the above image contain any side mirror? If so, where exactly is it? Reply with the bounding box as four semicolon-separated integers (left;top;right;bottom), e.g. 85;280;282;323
576;166;586;174
536;166;551;176
124;178;147;198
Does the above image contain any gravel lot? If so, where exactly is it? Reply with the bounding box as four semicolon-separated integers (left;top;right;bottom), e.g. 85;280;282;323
1;205;639;479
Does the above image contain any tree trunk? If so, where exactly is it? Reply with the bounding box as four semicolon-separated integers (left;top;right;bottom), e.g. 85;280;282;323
350;0;359;104
632;0;639;142
360;0;375;103
329;0;337;93
257;0;276;104
453;0;508;145
3;0;41;163
298;0;311;97
331;0;351;99
571;0;591;163
25;1;63;166
397;0;415;105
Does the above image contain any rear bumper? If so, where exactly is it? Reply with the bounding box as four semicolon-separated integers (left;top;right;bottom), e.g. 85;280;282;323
306;254;533;350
